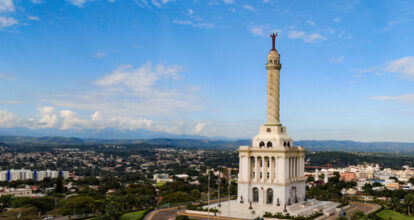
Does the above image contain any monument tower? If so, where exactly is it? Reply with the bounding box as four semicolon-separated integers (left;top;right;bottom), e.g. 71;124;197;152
237;33;306;208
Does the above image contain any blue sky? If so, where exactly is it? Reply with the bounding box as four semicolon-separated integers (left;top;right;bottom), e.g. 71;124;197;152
1;0;414;141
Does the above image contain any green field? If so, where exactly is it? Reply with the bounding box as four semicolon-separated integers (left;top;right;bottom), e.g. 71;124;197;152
377;210;414;220
120;209;151;220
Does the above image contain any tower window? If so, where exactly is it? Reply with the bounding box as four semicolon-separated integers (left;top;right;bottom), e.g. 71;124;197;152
287;142;291;147
267;142;272;147
267;160;270;167
259;142;265;147
267;172;270;179
260;172;262;179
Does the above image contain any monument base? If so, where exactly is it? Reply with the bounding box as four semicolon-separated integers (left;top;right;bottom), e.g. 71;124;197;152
186;199;339;219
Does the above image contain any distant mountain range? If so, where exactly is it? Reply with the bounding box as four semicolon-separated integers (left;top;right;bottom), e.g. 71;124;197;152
1;133;414;154
0;127;231;140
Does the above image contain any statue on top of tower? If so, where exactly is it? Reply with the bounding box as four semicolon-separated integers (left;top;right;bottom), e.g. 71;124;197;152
270;32;278;51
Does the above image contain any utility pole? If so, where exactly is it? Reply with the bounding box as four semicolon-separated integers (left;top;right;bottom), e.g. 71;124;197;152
217;178;221;220
207;168;210;220
227;168;231;220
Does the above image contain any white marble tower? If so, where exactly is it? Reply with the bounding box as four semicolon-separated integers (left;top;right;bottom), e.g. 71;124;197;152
237;33;306;209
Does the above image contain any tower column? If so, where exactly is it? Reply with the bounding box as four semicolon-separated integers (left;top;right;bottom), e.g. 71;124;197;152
238;156;243;181
255;156;259;182
284;157;289;183
270;157;274;183
247;156;252;181
261;157;265;182
265;33;282;126
295;157;298;178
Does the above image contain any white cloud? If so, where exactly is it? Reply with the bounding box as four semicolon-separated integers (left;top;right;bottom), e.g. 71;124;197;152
93;63;181;93
44;63;203;117
0;110;20;128
31;0;44;4
37;106;58;128
188;9;194;14
0;0;14;12
151;0;162;8
28;15;40;21
306;19;316;26
243;5;254;11
329;56;344;63
304;33;326;43
94;51;106;58
288;30;326;43
67;0;90;7
0;16;18;27
382;18;411;31
333;17;341;23
373;94;414;105
357;66;378;74
136;0;173;8
0;73;15;81
249;26;264;36
288;30;305;39
173;19;214;28
193;122;206;134
384;56;414;80
223;0;234;4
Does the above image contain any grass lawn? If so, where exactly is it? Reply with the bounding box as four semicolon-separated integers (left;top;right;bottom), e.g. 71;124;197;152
120;209;151;220
377;210;414;220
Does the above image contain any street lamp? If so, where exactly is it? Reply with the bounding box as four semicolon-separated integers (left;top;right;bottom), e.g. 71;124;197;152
208;168;210;220
217;178;221;208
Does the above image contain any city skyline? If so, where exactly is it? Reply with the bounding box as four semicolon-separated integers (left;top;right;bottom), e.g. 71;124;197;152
1;0;414;141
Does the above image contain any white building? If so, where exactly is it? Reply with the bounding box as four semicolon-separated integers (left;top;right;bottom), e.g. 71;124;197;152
153;173;173;183
196;33;338;219
237;33;306;209
0;187;32;197
0;169;69;181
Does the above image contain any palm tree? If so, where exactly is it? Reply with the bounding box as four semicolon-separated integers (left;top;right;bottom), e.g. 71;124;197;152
405;194;414;216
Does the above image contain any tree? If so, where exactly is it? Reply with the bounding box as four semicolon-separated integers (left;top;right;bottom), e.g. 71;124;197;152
0;195;12;210
351;211;365;220
362;183;373;196
175;215;190;220
191;189;201;201
101;198;124;220
58;196;95;217
161;191;191;204
372;182;382;187
55;176;64;193
405;194;414;216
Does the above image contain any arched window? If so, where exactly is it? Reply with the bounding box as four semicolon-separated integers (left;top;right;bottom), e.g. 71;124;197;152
287;142;291;147
283;141;286;147
253;188;259;202
267;142;272;147
266;188;273;204
259;142;265;147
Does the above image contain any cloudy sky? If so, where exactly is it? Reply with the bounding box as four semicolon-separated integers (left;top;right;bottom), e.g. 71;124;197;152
1;0;414;141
